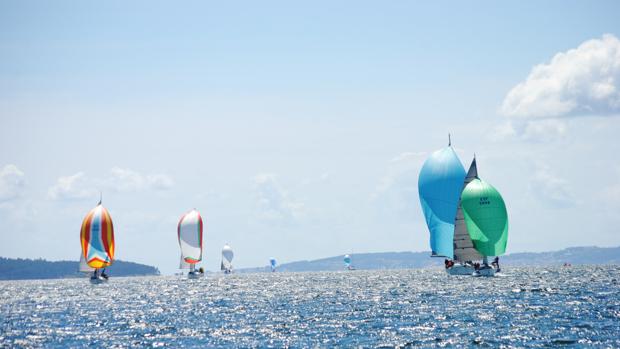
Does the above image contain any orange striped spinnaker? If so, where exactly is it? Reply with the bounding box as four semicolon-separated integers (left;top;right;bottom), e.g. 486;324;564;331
80;203;115;269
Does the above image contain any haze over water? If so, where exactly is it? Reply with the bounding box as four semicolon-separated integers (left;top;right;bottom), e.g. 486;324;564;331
1;266;619;348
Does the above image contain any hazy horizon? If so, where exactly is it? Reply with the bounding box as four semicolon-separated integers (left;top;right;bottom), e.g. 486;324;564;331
2;1;620;275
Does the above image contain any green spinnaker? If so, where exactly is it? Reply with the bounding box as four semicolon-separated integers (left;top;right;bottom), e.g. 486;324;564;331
461;178;508;256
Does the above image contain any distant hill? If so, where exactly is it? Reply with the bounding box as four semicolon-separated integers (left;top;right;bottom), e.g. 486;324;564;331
0;257;160;280
239;246;620;273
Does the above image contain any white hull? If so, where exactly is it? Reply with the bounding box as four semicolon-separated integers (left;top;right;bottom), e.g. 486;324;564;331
446;264;476;275
89;276;108;284
187;272;203;279
473;267;496;277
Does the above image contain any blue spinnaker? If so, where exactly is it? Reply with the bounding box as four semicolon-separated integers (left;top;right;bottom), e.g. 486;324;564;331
418;146;466;257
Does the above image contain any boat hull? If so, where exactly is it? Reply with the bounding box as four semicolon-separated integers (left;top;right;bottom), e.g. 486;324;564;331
187;272;203;279
473;267;496;277
89;277;108;284
446;264;476;275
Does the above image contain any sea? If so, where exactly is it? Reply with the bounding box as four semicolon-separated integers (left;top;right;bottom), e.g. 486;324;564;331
1;266;619;348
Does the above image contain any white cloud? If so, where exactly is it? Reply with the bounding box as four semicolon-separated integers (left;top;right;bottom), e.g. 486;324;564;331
47;172;96;200
529;165;575;208
499;34;620;141
601;166;620;205
47;168;174;201
254;173;304;225
373;152;426;219
0;164;25;202
494;119;568;143
300;172;330;186
502;34;620;119
107;167;174;192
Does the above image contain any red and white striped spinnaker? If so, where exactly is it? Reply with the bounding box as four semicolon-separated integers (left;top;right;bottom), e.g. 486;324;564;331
80;202;115;269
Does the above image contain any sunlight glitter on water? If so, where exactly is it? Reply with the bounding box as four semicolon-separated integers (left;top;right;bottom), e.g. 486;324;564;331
1;266;619;348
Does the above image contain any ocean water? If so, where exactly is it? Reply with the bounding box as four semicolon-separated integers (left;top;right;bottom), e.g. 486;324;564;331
1;266;619;348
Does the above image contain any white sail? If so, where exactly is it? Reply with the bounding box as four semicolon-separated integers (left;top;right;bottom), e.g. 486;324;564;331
179;255;191;269
452;157;483;262
178;209;203;264
221;244;234;272
79;253;95;273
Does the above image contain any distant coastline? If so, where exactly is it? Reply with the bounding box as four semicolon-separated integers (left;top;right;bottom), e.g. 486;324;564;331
238;246;620;273
0;257;160;281
2;246;618;280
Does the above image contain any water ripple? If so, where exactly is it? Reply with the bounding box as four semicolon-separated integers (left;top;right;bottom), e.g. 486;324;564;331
1;266;619;348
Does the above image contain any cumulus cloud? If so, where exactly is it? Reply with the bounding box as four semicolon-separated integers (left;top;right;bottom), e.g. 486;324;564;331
529;165;575;208
373;152;426;219
254;173;304;225
493;119;569;142
47;168;174;201
499;34;620;139
47;172;97;200
0;164;25;202
107;167;174;192
502;34;620;119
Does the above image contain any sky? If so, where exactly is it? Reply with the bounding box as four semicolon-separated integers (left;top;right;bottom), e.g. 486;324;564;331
1;1;619;275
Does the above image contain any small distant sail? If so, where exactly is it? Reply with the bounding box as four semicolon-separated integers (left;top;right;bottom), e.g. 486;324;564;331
221;244;234;273
79;253;95;273
80;202;115;269
270;258;277;272
461;172;509;257
452;158;483;262
418;143;466;257
177;209;204;265
343;254;352;268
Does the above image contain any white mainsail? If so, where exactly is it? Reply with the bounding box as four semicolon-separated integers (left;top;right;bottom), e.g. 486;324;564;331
452;157;483;262
179;255;191;269
79;253;95;273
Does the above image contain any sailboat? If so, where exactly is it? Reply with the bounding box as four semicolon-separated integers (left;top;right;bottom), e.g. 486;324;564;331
178;209;204;279
80;199;114;284
221;244;234;274
343;254;354;270
460;157;509;277
270;258;277;272
418;136;466;259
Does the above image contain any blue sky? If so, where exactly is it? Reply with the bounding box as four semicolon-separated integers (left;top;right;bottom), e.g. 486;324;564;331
1;1;620;274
